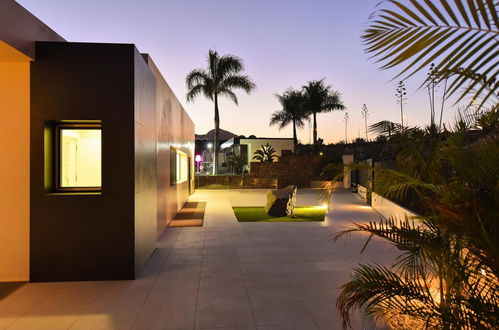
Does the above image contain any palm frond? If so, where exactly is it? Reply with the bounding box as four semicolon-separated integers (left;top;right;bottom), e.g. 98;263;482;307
337;263;440;329
186;84;211;102
363;0;499;106
269;110;291;130
216;54;244;80
218;89;239;105
218;74;255;94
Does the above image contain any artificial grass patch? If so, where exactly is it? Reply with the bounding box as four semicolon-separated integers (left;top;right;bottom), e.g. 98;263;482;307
233;206;326;222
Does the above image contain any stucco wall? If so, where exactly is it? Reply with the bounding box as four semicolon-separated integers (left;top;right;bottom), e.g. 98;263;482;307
0;0;64;282
371;192;418;221
0;53;30;282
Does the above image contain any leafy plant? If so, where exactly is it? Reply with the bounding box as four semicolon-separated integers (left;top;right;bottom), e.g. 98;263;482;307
303;79;346;144
186;50;255;174
270;89;308;150
363;0;499;108
369;120;403;139
334;124;499;329
252;143;277;162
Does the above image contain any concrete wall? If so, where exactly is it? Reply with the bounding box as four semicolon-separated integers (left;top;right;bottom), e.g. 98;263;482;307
371;192;418;221
357;185;368;200
0;45;31;282
145;56;194;237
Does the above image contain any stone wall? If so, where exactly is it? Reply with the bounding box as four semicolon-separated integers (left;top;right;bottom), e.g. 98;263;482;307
195;175;277;189
251;155;322;188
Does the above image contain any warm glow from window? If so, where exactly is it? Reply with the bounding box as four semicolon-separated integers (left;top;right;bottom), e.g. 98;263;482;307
60;129;101;188
176;150;188;183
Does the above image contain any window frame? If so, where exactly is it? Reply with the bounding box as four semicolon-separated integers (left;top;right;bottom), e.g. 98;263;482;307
55;122;102;192
176;149;188;184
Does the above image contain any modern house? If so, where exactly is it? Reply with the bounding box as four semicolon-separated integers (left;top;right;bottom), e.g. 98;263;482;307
220;137;294;173
0;0;194;282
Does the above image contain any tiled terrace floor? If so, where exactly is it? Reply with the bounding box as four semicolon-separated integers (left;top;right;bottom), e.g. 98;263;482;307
0;189;397;329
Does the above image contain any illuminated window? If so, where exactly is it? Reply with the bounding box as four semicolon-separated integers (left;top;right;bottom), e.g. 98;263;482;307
57;123;101;191
176;150;188;183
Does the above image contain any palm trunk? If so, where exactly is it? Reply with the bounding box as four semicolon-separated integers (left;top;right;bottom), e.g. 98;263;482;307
213;94;220;175
313;112;318;145
292;118;297;152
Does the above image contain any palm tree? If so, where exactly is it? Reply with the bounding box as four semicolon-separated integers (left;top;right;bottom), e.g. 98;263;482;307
303;79;345;144
270;89;307;150
186;50;255;174
363;0;499;108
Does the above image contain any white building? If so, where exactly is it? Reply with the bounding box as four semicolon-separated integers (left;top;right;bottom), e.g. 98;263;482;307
220;137;294;173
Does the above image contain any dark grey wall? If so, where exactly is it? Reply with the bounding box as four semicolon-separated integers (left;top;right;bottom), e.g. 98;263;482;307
30;41;194;281
133;51;158;275
145;56;195;237
30;42;136;281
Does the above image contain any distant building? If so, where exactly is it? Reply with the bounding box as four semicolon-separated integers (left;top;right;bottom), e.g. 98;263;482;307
220;137;294;173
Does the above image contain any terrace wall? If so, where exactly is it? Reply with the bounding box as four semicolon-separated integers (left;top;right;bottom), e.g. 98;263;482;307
250;155;322;188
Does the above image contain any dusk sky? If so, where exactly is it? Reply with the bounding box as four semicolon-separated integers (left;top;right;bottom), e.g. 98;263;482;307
18;0;462;143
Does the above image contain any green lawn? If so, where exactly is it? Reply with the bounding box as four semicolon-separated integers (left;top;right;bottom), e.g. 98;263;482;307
233;206;326;222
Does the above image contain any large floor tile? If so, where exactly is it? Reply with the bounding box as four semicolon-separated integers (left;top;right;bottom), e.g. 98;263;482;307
145;286;199;307
133;305;196;330
70;307;140;330
251;301;317;327
195;303;255;328
198;283;249;305
7;311;80;330
247;284;300;304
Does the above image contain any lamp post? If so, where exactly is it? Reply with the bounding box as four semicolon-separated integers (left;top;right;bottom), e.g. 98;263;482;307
195;154;202;173
206;142;214;175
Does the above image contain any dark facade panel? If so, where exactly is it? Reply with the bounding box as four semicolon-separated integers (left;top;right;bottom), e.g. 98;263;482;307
30;42;136;281
133;49;158;275
144;56;195;236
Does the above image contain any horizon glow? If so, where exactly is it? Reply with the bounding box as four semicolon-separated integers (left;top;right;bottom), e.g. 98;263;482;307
18;0;466;143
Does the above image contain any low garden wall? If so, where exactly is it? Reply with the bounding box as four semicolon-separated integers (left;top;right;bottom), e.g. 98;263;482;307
195;175;277;189
251;155;323;188
371;192;418;220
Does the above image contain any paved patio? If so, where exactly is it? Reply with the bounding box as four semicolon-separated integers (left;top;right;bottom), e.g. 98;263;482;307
0;188;397;329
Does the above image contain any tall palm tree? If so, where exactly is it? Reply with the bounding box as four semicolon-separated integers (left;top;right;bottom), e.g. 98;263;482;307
363;0;499;108
270;89;307;150
302;79;345;144
186;50;255;174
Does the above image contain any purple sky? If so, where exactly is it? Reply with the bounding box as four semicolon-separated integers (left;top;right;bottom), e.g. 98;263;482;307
18;0;462;143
